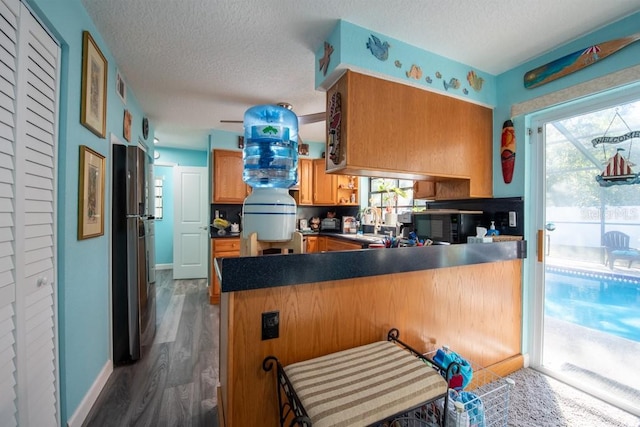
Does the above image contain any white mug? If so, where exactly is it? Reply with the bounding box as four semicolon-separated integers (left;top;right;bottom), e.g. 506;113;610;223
231;223;239;233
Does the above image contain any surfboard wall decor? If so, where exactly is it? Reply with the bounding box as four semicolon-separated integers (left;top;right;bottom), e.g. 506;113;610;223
524;32;640;89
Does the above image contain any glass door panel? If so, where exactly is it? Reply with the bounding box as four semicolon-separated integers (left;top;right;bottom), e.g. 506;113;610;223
540;97;640;414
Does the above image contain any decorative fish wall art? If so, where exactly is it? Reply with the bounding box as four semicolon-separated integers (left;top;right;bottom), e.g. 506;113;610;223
406;64;422;80
362;34;485;96
524;32;640;89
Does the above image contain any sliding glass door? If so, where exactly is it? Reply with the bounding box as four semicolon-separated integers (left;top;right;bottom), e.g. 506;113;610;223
530;86;640;415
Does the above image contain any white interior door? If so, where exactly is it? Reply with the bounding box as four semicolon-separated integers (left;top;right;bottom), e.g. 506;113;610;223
0;1;60;425
172;166;208;279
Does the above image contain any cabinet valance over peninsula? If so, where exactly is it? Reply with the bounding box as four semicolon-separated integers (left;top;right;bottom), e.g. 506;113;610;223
325;70;493;199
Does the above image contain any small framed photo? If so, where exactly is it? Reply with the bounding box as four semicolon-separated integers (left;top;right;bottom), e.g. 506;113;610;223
80;31;108;138
78;145;106;240
116;70;126;104
123;110;132;142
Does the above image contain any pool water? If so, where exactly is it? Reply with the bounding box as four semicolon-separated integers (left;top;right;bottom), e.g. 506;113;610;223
545;267;640;342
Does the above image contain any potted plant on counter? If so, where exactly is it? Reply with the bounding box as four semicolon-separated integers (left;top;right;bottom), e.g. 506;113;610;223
378;181;407;226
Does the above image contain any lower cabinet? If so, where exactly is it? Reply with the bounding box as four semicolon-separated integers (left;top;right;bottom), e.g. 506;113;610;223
305;235;318;253
210;238;241;304
325;237;363;251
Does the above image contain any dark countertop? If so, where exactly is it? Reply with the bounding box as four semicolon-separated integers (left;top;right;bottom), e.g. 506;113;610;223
211;229;382;247
216;240;527;293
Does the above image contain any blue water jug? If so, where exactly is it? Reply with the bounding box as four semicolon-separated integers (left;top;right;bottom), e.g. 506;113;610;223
243;104;298;188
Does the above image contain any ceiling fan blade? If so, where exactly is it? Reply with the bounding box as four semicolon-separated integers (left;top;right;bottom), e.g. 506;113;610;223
220;110;325;125
298;111;325;125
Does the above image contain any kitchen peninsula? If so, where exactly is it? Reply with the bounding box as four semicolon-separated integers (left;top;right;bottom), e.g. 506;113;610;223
217;240;526;426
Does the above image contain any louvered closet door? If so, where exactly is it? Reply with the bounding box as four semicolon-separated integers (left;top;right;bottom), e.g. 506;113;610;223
0;0;60;425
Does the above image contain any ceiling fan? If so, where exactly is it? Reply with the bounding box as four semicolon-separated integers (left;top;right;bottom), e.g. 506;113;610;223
220;102;325;127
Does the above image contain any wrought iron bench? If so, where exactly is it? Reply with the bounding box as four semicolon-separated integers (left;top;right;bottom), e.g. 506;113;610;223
262;328;456;427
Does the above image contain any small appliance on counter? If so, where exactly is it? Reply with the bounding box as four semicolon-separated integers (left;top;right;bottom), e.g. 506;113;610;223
320;217;341;232
342;216;357;233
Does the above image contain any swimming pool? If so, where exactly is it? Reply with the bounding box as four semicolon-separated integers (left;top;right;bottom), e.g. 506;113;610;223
545;266;640;342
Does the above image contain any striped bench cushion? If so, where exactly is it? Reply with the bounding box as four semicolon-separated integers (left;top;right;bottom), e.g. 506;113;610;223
283;340;447;427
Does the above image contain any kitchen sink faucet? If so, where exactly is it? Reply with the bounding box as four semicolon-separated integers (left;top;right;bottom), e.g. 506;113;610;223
362;207;381;234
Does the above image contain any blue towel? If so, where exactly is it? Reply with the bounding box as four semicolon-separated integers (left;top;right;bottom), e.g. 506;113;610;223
433;348;473;389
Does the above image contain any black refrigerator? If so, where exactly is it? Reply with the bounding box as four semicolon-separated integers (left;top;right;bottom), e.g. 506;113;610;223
112;144;156;365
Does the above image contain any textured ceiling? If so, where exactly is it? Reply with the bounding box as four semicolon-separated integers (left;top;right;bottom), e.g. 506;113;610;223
81;0;640;149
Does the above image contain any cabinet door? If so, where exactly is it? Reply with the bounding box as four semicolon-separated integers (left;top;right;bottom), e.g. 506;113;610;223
318;236;328;252
312;159;337;205
210;240;219;304
298;158;313;205
305;235;318;253
325;238;363;251
213;150;249;203
210;238;241;304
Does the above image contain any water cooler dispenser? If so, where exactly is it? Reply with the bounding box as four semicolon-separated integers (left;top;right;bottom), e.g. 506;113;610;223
241;105;298;241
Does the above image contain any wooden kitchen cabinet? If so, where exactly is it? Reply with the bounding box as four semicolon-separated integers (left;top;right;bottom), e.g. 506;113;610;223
305;235;318;253
325;237;363;251
292;158;313;205
213;149;250;203
312;158;337;205
326;70;492;199
210;237;241;304
413;181;435;199
336;175;358;206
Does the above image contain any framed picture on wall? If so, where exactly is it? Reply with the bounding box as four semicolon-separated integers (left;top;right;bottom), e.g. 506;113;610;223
78;145;106;239
80;31;108;138
116;69;126;104
123;109;132;141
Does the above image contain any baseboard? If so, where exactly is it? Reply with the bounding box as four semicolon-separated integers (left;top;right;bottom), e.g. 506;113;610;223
67;359;113;427
522;352;530;368
485;354;525;377
156;263;173;270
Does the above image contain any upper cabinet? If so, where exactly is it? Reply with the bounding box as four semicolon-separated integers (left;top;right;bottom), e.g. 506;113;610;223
292;158;358;206
293;158;313;205
212;149;250;203
312;158;337;205
325;70;493;199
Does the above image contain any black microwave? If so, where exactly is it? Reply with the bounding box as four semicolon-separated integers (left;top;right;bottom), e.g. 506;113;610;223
411;210;482;244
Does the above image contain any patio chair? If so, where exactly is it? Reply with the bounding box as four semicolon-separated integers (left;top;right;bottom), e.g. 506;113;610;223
602;231;640;269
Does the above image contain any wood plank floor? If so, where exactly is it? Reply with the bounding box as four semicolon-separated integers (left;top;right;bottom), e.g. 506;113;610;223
83;270;219;427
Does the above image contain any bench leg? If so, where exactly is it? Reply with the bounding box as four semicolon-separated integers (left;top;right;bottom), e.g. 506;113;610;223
263;356;312;427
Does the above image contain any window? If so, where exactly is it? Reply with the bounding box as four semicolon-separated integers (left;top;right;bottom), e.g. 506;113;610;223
154;178;164;220
368;178;425;213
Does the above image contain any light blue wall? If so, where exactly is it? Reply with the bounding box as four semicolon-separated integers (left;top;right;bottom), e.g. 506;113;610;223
26;0;153;423
494;11;640;355
316;20;497;106
153;147;208;265
494;11;640;198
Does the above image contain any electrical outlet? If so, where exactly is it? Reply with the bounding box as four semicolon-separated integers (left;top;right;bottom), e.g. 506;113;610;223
262;311;279;340
509;211;517;227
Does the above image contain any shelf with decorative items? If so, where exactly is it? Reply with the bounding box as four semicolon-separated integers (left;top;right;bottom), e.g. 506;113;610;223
336;175;358;205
